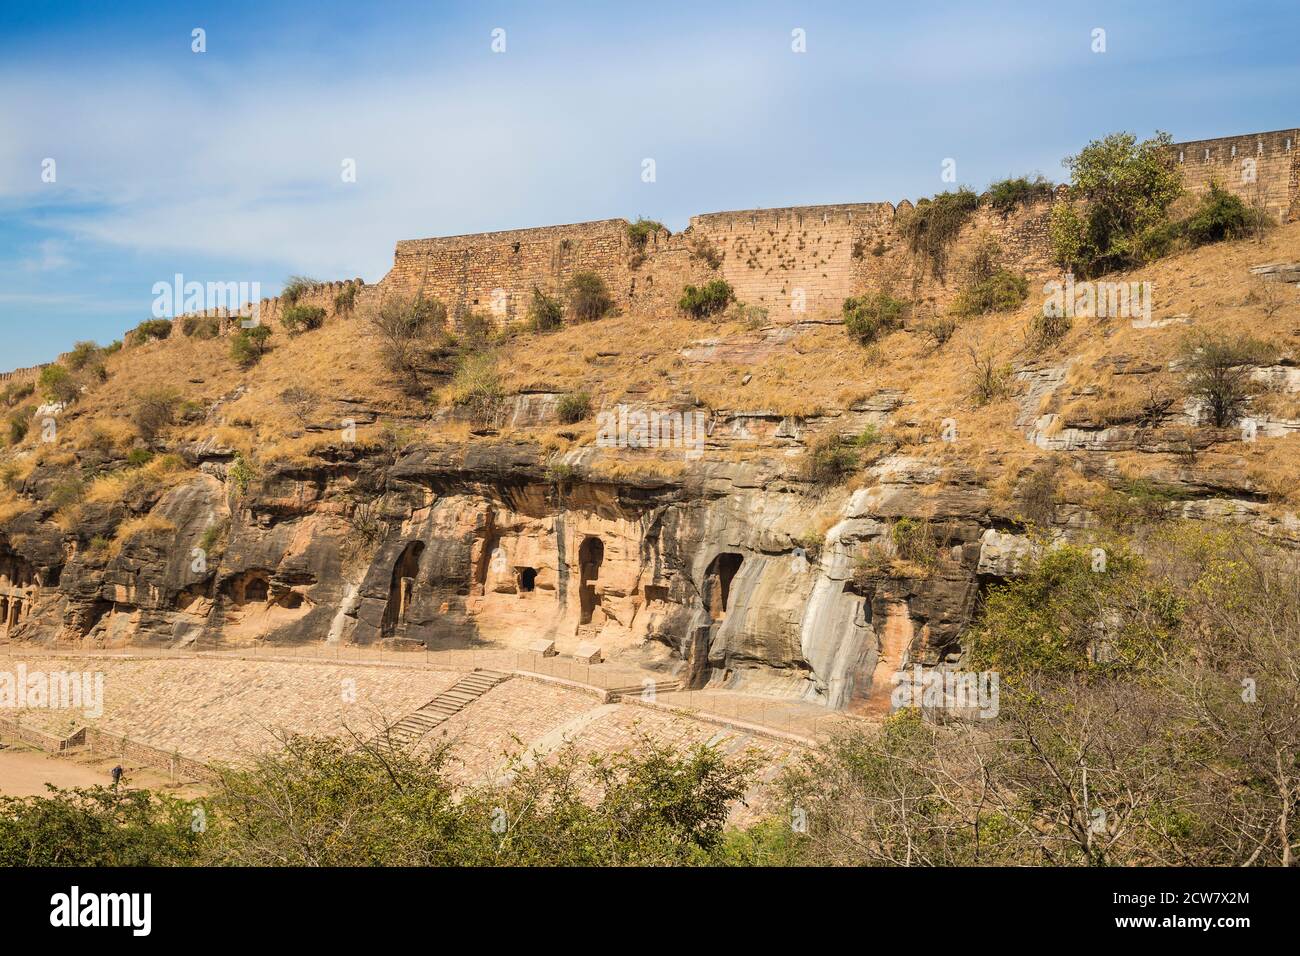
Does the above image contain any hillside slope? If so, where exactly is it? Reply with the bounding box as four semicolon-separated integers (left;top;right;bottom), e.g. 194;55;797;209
1;222;1297;713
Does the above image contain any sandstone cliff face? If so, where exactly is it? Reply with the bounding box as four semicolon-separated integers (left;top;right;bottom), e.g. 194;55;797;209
1;422;1017;713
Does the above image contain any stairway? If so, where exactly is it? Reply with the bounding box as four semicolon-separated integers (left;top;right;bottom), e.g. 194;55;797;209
381;669;512;748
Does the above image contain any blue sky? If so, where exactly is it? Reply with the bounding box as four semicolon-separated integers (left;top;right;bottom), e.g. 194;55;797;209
1;0;1296;368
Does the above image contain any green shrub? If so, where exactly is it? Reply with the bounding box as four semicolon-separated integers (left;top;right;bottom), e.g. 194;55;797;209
679;280;735;319
626;218;665;250
983;175;1054;213
38;365;79;403
281;276;319;306
566;272;614;323
181;315;222;339
126;448;154;467
1027;310;1072;349
230;325;272;367
890;516;937;565
556;391;592;424
281;305;326;335
450;352;504;426
130;319;173;345
1182;180;1270;246
842;293;906;345
964;543;1159;680
1049;131;1182;277
526;286;564;332
2;382;34;407
333;283;358;315
66;341;103;371
953;269;1029;317
897;188;980;278
7;412;28;445
228;455;257;495
800;433;859;485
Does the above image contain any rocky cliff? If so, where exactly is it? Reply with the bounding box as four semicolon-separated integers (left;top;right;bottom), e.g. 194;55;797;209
2;216;1297;717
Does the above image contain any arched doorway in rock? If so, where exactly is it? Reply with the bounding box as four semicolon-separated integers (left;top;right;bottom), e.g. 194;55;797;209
382;541;425;637
577;536;604;625
516;566;537;592
704;553;744;621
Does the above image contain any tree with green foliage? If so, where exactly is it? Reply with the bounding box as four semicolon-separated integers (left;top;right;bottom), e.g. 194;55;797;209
38;364;79;403
230;324;272;367
0;786;202;866
1049;131;1183;277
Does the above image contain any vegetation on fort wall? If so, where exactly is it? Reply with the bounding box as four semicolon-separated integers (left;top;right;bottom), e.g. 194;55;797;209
678;280;735;319
1049;131;1184;277
129;318;173;345
983;174;1055;213
896;187;980;278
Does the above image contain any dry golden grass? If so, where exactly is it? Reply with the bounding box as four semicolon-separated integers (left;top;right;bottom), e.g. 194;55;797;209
0;222;1295;516
109;514;177;556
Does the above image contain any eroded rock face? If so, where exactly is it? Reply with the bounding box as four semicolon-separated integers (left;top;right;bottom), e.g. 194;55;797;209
5;430;1020;712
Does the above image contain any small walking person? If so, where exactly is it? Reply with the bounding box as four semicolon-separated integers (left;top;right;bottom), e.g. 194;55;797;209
110;764;124;789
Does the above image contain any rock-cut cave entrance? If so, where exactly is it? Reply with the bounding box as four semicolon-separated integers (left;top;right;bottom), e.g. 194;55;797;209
382;541;425;637
705;553;744;621
578;537;604;625
516;567;537;592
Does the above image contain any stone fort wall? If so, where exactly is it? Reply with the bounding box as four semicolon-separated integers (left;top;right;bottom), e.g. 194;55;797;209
7;126;1291;375
365;127;1296;326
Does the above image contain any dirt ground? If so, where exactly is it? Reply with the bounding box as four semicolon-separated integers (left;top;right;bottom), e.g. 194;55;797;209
0;744;206;798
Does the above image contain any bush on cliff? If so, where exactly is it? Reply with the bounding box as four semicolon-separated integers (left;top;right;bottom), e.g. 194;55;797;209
526;286;564;332
1177;331;1276;428
132;388;180;442
842;293;906;345
556;390;592;424
449;352;504;427
1181;180;1271;246
565;272;614;323
280;305;327;336
678;280;735;319
953;270;1029;317
129;318;173;345
1049;131;1183;277
367;295;449;392
39;364;80;404
800;433;859;485
230;324;272;367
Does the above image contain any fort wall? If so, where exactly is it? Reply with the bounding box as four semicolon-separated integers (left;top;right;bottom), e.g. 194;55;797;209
7;126;1292;376
1173;128;1298;223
